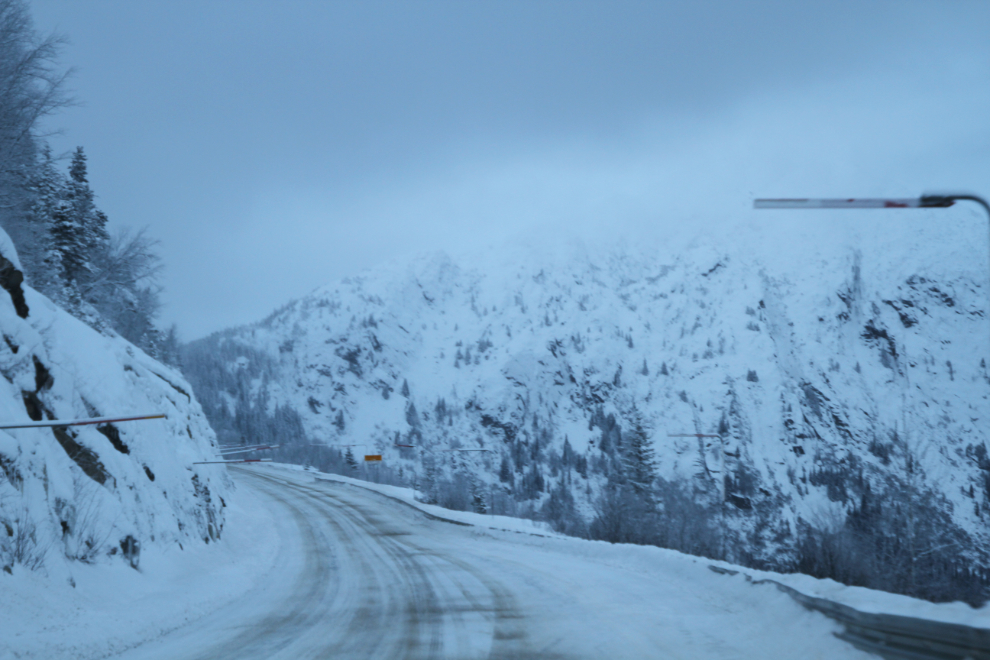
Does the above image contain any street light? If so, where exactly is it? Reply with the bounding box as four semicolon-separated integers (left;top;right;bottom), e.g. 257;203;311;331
753;192;989;238
754;194;990;342
754;196;958;210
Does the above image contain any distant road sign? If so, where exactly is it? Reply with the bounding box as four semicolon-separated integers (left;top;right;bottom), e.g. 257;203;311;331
364;455;382;462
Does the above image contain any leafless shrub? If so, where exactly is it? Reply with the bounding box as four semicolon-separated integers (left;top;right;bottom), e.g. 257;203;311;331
63;477;115;563
2;508;50;571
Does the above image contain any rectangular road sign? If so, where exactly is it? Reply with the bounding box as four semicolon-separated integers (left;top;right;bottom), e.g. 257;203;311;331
364;454;382;462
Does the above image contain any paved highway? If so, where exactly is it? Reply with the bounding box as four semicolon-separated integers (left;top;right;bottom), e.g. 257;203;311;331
114;466;872;659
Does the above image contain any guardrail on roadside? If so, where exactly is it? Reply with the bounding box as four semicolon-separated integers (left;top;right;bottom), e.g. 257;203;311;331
709;565;990;659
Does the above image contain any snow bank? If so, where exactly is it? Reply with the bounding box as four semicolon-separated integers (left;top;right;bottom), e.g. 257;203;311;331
1;477;278;659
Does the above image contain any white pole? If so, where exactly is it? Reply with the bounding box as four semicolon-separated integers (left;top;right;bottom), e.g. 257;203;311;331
0;413;165;430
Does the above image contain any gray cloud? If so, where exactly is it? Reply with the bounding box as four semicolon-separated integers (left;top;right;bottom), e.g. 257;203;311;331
30;0;990;337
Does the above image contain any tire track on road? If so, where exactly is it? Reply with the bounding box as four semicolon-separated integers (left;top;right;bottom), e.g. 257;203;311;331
238;468;529;659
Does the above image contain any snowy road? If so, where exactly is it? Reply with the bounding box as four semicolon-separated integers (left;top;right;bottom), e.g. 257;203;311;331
113;466;871;660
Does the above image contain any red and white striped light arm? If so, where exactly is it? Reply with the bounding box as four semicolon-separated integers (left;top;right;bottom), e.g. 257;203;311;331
754;197;955;210
754;194;987;215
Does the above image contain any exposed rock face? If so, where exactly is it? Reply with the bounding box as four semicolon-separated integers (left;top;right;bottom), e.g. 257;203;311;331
0;229;229;575
0;252;28;318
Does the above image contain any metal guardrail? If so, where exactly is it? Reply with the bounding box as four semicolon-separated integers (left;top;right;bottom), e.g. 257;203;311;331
709;565;990;659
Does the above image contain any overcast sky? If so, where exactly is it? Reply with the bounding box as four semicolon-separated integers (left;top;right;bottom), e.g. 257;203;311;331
29;0;990;339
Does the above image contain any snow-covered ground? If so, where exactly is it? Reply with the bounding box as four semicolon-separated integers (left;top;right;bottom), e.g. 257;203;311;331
1;475;276;659
6;462;987;659
297;464;990;631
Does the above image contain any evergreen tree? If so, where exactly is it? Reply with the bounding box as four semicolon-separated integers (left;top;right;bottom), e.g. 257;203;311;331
470;479;487;514
419;455;439;504
561;436;574;469
521;464;544;498
405;401;420;428
589;483;628;543
158;323;182;367
51;147;106;287
499;455;514;485
542;478;585;537
621;406;657;496
24;143;64;291
574;454;588;479
67;147;108;252
47;182;83;289
344;447;357;470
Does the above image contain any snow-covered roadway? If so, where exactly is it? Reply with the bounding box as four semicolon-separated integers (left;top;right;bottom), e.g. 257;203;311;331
106;465;871;660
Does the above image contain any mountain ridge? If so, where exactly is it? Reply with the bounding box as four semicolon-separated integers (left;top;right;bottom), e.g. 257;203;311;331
183;224;990;601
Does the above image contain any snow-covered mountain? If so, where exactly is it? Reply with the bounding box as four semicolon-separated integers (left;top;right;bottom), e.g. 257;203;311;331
184;216;990;594
0;229;228;578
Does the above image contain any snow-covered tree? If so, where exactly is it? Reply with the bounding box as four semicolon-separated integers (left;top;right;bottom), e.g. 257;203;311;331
621;406;657;496
498;455;513;485
29;147;166;356
21;143;64;290
53;147;107;287
470;478;487;514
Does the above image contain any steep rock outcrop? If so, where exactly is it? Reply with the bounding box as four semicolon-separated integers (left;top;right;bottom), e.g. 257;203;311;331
0;229;229;575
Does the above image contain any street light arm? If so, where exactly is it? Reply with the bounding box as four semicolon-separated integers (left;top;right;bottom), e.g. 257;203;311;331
754;191;990;356
921;194;990;220
922;197;990;328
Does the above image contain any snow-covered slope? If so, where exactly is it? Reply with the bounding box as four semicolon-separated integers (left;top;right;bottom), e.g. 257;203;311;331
184;215;990;579
0;229;228;578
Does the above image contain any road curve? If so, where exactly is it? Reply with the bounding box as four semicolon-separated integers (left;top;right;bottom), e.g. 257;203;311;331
113;466;873;660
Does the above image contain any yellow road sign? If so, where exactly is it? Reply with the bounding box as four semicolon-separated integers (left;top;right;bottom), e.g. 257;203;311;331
364;454;382;462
